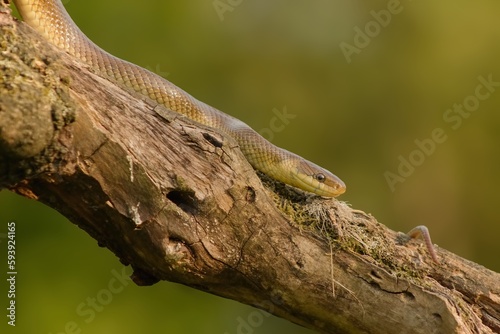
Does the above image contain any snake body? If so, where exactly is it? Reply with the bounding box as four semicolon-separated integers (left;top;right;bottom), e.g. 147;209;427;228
13;0;346;197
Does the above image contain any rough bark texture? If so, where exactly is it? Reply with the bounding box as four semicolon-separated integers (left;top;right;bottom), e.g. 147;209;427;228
1;6;499;334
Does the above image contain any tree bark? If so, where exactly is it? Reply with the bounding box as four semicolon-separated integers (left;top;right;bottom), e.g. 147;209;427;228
1;5;499;334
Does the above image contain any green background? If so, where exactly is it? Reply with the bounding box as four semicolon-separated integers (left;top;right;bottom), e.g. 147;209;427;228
2;0;499;333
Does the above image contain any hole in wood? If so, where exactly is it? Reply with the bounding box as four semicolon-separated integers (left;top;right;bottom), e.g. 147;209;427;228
166;189;199;214
202;132;223;148
245;186;256;202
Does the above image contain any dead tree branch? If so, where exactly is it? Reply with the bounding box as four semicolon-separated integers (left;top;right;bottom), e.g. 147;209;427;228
0;7;498;334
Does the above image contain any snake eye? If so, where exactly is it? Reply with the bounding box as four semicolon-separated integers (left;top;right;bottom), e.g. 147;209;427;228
314;173;326;183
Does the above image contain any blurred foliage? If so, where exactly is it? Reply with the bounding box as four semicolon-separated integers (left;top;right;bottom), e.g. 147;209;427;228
3;0;500;333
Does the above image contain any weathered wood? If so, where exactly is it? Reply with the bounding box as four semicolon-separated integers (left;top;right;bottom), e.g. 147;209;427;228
0;6;498;333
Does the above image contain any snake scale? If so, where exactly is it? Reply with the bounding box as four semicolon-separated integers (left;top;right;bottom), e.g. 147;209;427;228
13;0;346;197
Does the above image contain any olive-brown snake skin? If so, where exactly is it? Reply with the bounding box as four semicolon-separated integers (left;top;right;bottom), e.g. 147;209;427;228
13;0;346;197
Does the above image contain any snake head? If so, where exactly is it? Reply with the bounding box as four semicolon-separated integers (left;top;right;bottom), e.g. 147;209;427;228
289;159;346;197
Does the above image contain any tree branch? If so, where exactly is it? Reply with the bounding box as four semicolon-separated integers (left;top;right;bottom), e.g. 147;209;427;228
1;6;498;334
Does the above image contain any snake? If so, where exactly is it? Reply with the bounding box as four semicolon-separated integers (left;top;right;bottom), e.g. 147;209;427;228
12;0;346;197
